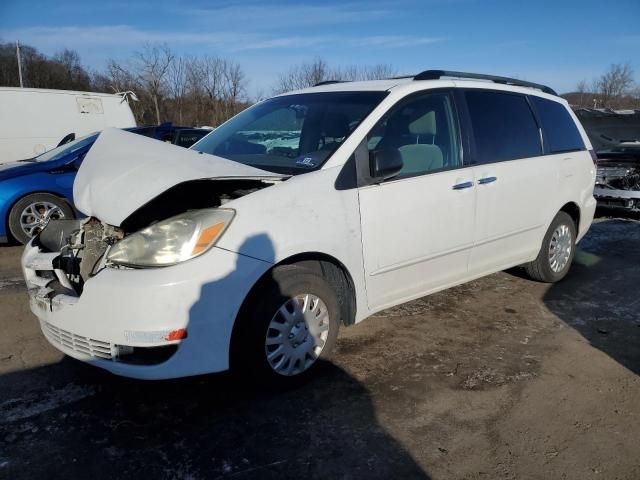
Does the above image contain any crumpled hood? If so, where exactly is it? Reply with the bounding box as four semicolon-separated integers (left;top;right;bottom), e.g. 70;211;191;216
74;128;283;226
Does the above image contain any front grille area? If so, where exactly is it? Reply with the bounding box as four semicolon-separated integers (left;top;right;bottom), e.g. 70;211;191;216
41;321;115;361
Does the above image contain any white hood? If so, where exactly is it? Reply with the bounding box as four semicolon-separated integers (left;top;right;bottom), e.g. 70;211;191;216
73;128;283;226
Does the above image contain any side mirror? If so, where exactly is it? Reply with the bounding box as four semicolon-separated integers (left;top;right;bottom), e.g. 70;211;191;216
57;133;76;147
369;149;403;182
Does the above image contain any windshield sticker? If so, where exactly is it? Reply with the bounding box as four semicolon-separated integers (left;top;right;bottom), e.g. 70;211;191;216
295;154;320;168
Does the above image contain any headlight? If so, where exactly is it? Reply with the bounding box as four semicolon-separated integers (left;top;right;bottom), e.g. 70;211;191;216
107;209;234;267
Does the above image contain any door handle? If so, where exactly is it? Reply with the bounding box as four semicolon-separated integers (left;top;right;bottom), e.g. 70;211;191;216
478;176;497;184
452;181;474;190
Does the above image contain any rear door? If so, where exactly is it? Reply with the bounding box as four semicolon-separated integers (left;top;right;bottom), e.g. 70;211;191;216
461;89;557;275
357;90;476;310
528;96;592;225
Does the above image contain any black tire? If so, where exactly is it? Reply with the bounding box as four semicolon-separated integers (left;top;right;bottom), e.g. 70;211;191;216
524;211;576;283
8;193;74;245
231;264;341;386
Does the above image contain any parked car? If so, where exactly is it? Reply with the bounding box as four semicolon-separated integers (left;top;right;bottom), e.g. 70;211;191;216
0;88;137;164
593;142;640;212
22;70;597;383
1;123;208;244
575;109;640;212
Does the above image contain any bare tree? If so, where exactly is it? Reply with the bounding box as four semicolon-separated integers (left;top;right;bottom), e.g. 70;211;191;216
274;58;397;93
133;43;174;124
166;56;190;124
274;57;331;93
221;61;246;120
596;63;634;108
338;63;396;81
0;40;253;126
575;79;589;107
104;59;137;92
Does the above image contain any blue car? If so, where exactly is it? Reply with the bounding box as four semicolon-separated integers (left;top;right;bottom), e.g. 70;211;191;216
0;124;210;244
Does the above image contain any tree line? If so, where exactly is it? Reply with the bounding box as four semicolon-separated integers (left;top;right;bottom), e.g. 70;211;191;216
1;41;638;126
566;63;640;109
0;42;396;127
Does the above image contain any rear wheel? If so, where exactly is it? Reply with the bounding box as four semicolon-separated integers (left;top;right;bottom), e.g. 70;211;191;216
524;211;576;283
231;265;340;385
8;193;73;244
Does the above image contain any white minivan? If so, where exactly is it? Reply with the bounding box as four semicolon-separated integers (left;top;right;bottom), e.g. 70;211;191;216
22;71;597;382
0;87;136;163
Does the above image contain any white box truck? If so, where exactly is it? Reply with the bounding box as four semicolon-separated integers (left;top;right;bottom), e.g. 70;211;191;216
0;88;137;164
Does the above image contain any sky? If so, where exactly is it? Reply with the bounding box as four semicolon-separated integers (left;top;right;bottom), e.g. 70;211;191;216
1;0;639;96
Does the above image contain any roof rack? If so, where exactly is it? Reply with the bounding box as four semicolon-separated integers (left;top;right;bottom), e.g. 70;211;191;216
413;70;558;96
313;80;345;87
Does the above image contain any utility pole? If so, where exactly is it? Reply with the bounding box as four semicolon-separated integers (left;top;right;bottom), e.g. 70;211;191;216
16;41;24;88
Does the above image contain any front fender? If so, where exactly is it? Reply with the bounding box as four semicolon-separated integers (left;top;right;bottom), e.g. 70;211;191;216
217;167;370;322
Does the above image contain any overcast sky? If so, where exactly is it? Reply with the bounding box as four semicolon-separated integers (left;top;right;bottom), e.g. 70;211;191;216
1;0;639;96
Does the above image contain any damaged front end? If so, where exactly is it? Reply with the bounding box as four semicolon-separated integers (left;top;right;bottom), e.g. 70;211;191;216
22;129;287;369
594;147;640;212
25;178;278;302
23;176;278;366
27;218;123;301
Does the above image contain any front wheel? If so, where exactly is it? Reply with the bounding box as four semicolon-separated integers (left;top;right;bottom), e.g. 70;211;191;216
524;211;576;283
231;265;340;385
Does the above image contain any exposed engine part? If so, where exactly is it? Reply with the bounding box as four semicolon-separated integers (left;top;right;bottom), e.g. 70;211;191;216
38;218;124;295
597;166;640;191
595;160;640;211
78;219;124;282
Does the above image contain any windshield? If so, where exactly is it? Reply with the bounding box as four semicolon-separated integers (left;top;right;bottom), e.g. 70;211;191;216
32;133;98;163
191;91;387;175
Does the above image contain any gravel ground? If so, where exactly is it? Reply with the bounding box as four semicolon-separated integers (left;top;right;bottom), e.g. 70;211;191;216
1;215;639;479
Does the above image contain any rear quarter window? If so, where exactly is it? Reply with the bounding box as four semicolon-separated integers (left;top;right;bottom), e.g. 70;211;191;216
464;90;542;164
530;97;585;154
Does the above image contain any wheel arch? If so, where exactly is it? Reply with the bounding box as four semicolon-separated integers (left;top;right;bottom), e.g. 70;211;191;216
559;201;580;232
235;251;357;331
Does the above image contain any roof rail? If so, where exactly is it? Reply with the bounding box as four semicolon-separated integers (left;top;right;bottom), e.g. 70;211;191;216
413;70;558;96
313;80;345;87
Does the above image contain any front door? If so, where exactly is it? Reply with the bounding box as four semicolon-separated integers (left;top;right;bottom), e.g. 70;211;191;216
357;91;476;311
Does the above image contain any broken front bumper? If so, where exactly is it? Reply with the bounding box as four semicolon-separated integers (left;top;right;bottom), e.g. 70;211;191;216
22;240;272;379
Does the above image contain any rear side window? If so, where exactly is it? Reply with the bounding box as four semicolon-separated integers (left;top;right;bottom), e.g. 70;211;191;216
530;97;585;154
465;90;542;163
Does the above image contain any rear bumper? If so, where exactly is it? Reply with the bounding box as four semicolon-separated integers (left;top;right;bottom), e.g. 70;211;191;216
22;240;272;379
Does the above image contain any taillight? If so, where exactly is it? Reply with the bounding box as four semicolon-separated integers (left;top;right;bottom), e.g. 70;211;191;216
589;149;598;166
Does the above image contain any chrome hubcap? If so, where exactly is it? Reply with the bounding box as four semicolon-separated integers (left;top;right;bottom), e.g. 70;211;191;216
548;224;572;273
265;294;330;376
19;201;65;238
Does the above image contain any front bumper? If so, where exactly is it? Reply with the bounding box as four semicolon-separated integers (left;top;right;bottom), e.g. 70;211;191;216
22;241;272;379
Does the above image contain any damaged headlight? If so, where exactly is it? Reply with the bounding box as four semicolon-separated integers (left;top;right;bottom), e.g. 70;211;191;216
107;209;234;267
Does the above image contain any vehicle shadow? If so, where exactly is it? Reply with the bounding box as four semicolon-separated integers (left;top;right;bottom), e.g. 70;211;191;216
0;233;430;480
0;360;430;479
543;219;640;375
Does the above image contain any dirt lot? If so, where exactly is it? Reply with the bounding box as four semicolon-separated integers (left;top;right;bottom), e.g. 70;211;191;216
1;216;639;480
